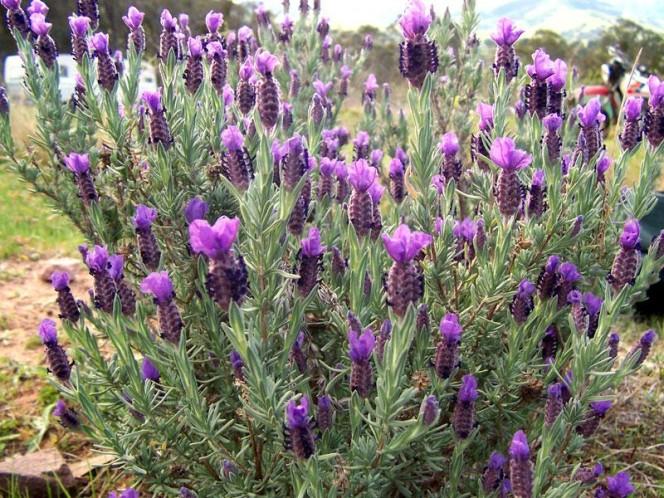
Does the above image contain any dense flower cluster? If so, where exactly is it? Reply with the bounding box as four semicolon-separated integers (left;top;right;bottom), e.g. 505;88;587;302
0;0;661;496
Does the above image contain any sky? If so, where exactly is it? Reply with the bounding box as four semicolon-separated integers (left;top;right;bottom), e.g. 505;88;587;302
250;0;664;31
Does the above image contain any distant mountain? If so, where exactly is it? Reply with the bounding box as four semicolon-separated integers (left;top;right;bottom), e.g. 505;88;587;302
476;0;664;39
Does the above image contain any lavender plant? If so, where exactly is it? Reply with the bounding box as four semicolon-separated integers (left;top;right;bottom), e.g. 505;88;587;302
0;0;662;496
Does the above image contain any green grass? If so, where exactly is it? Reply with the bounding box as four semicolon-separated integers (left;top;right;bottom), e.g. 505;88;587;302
0;168;82;259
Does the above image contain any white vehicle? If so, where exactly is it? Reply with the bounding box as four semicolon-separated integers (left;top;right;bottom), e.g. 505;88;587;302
3;53;158;103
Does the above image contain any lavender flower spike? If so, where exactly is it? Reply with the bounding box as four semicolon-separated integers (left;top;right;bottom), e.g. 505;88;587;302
544;383;563;426
91;32;118;91
284;396;316;459
51;271;80;322
159;9;180;60
221;125;252;191
123;6;145;53
398;0;438;89
527;169;547;218
546;59;567;116
626;329;656;367
142;89;173;148
184;197;208;224
109;255;135;317
31;13;58;68
646;75;664;148
525;49;554;118
133;204;161;271
76;0;99;30
53;399;80;429
297;227;326;296
542;114;563;162
348;159;377;237
491;18;523;82
39;319;71;382
317;395;333;431
556;261;581;309
3;0;31;40
141;357;160;382
420;395;439;426
64;152;97;206
509;430;533;498
389;158;406;203
603;471;635;497
609;219;640;291
577;98;605;163
84;245;116;313
184;37;204;94
483;452;507;492
434;313;462;378
141;272;183;344
348;328;375;398
620;97;643;151
576;400;612;437
383;224;432;316
189;216;248;310
255;50;280;129
453;374;478;438
68;15;90;62
237;58;256;115
510;279;536;324
490;137;532;217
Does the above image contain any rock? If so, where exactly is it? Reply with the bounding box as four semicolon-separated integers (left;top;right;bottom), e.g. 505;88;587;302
39;258;83;284
69;454;115;480
0;447;77;496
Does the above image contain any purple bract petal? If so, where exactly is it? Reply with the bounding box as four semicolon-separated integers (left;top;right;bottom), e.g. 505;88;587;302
301;227;326;257
382;224;433;263
188;217;241;259
140;271;174;304
489;137;532;170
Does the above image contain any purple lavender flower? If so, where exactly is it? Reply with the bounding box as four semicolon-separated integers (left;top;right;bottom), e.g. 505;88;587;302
483;452;507;492
220;126;252;191
609;219;640;291
123;6;145;53
544;383;563;426
416;303;430;333
383;225;432;316
438;131;463;182
348;328;375;398
108;254;135;317
528;169;547;218
83;245;116;313
331;246;347;276
525;49;554;118
546;59;567;115
141;272;182;344
159;9;179;60
576;400;612;437
509;430;533;498
317;395;333;431
184;197;208;224
183;36;204;94
27;0;48;16
237;26;254;61
297;228;325;296
133;205;161;271
39;319;71;382
490;18;523;82
602;471;635;497
64;152;97;205
541;325;559;362
556;261;581;308
596;156;612;184
626;329;656;367
646;75;664;148
75;0;98;29
30;13;57;68
490;137;532;217
453;374;478;438
0;86;9;116
237;58;256;115
141;357;160;382
453;218;478;262
189;216;247;310
389;158;406;203
620;96;644;151
53;399;80;429
510;279;536;324
51;271;80;322
91;32;118;91
583;292;603;338
255;3;270;26
369;181;385;240
255;50;280;129
290;331;308;374
420;395;439;426
142;89;173;148
207;42;227;97
542;114;563;162
348;160;377;238
68;15;90;62
2;0;30;39
230;350;244;381
374;319;392;363
608;331;620;361
574;463;604;484
285;397;315;458
398;0;438;89
576;98;605;163
434;313;462;378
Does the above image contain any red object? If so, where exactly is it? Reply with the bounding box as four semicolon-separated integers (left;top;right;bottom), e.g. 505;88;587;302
583;85;610;96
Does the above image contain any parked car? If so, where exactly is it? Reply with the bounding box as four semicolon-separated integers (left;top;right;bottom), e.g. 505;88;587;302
3;54;158;103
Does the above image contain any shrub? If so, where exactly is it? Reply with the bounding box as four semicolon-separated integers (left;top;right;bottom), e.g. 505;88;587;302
0;0;662;496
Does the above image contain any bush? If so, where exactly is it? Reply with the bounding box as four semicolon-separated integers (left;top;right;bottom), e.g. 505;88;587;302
1;1;662;496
